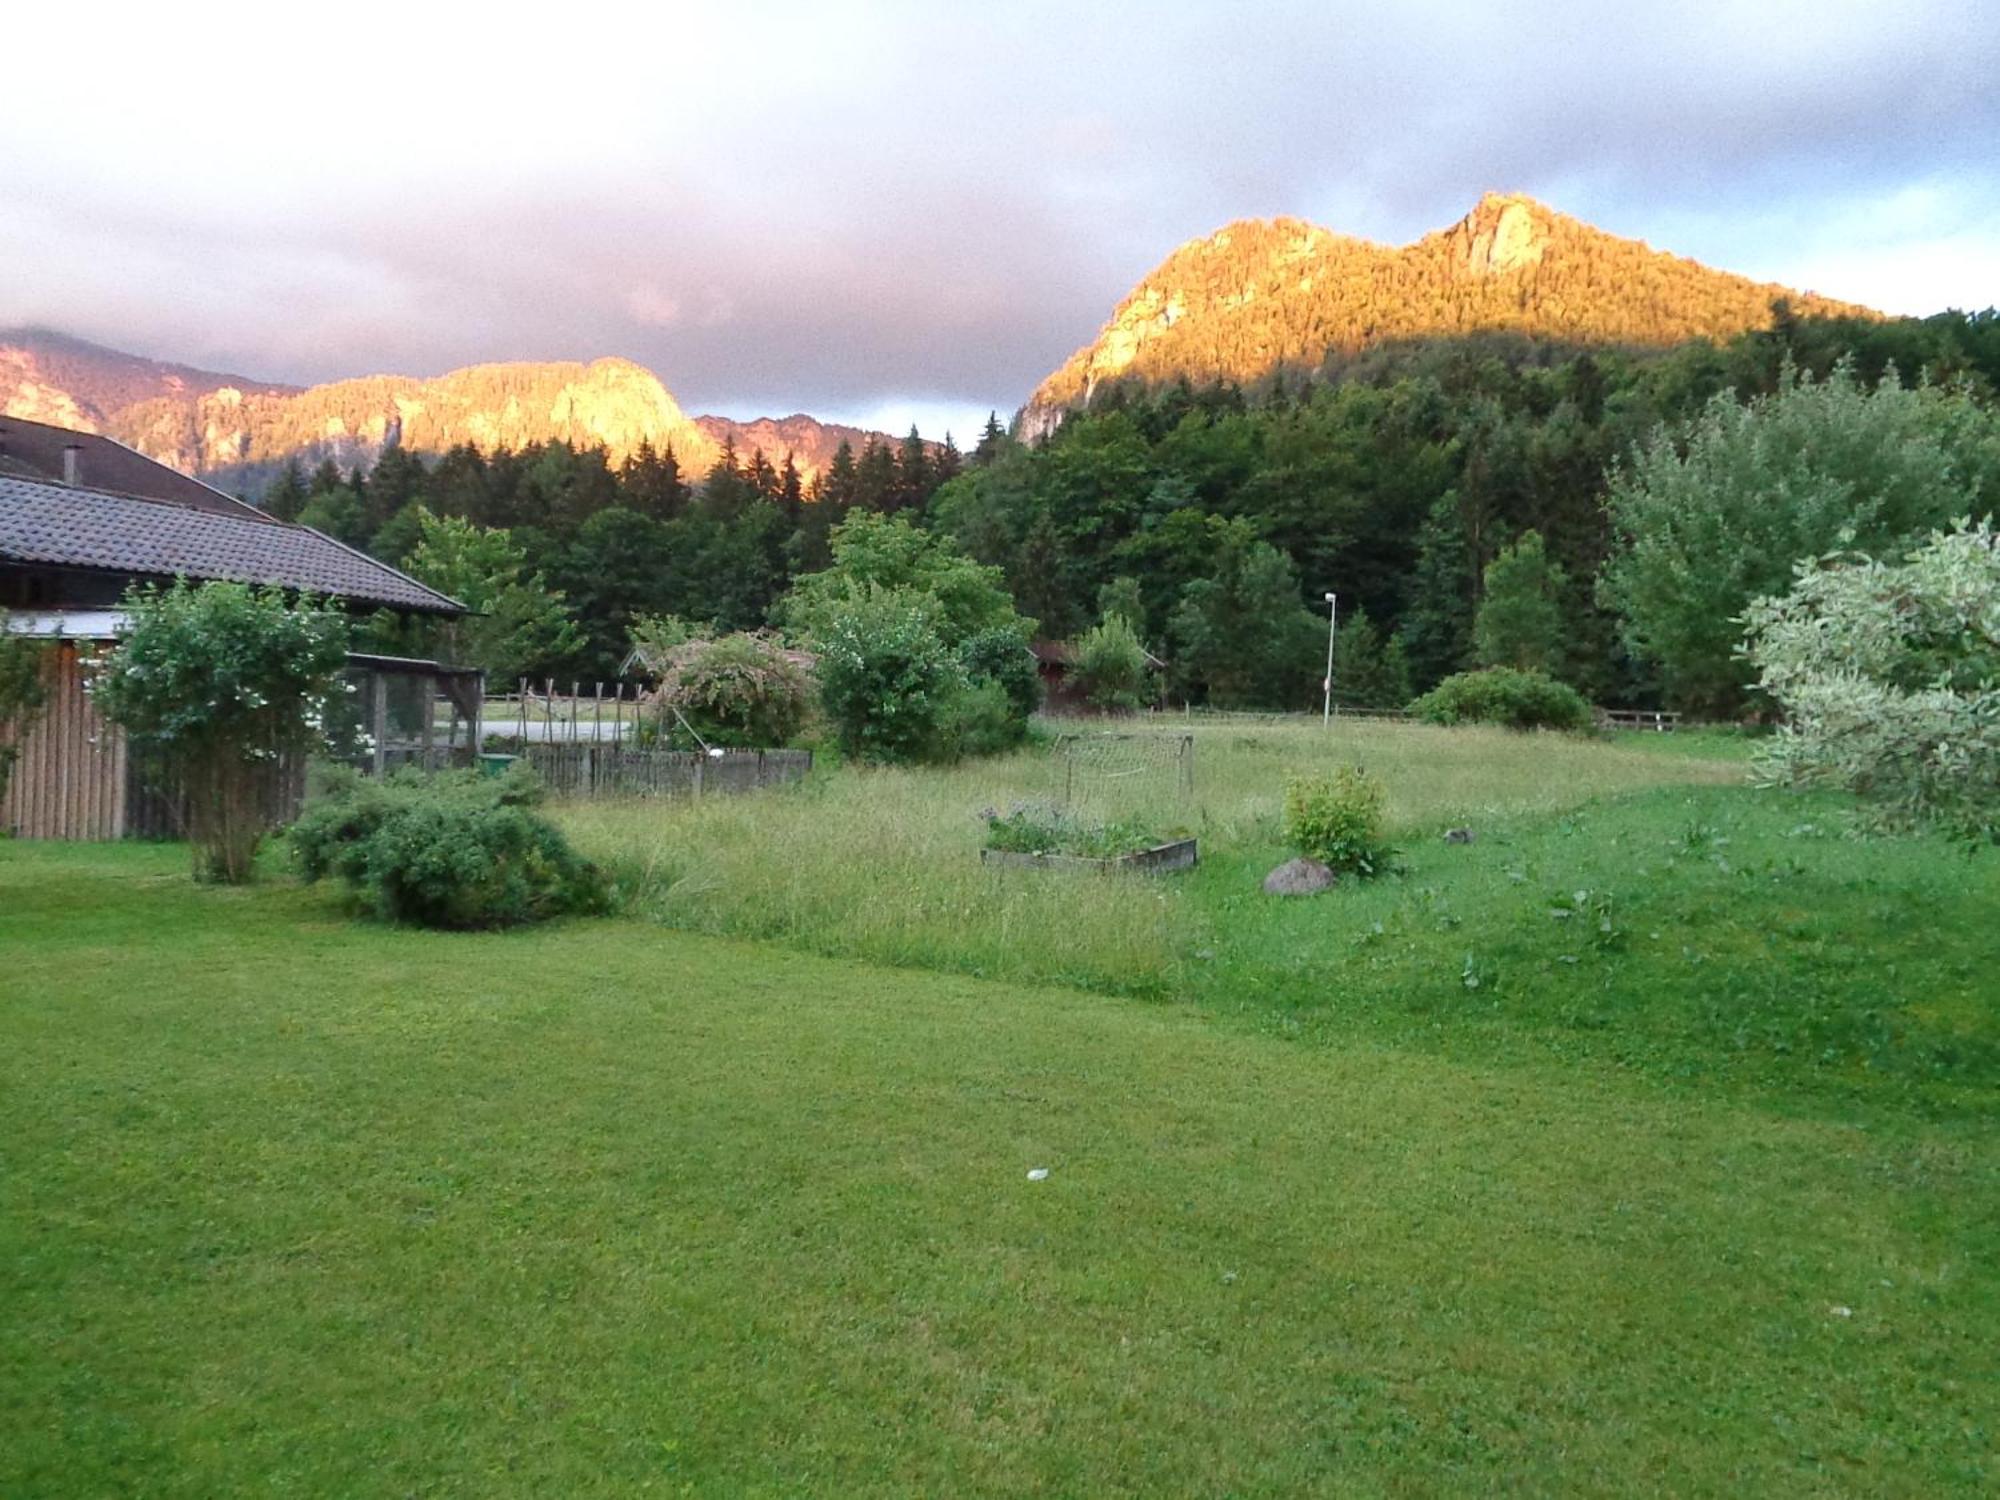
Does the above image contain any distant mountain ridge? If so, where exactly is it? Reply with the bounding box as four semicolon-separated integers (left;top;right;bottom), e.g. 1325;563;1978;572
0;330;895;498
1022;193;1880;434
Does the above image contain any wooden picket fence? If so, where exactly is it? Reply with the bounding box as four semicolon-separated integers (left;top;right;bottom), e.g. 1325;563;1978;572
510;744;812;800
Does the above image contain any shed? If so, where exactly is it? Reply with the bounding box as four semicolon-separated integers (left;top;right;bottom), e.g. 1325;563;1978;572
0;422;474;839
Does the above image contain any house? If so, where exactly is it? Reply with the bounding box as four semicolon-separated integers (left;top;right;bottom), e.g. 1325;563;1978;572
1029;638;1168;714
0;416;477;839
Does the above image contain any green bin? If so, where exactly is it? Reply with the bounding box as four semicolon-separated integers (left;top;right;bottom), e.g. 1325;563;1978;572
477;753;519;778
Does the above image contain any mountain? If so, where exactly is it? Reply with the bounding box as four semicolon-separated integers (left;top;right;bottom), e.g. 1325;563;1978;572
0;329;893;497
694;413;901;481
1022;193;1879;435
0;328;295;433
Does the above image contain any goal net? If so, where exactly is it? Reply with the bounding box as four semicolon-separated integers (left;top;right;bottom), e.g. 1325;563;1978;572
1047;731;1195;822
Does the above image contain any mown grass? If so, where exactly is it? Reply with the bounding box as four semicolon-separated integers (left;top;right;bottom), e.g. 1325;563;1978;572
3;841;1996;1495
562;719;1742;997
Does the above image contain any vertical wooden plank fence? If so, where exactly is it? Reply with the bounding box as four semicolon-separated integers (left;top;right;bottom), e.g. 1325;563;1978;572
0;643;126;840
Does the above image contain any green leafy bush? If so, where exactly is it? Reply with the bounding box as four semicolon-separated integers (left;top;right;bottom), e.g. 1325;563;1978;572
291;764;606;928
957;627;1042;726
1283;767;1390;876
813;589;968;763
943;678;1023;759
1411;668;1594;732
1072;616;1152;712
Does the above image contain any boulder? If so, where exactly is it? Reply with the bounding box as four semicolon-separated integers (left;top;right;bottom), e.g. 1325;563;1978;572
1263;857;1336;895
1443;827;1476;844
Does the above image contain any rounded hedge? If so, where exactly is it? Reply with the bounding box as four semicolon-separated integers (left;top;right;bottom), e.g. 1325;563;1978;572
1410;668;1594;732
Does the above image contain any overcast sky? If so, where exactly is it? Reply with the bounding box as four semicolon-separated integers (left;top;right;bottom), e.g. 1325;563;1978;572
4;1;1996;440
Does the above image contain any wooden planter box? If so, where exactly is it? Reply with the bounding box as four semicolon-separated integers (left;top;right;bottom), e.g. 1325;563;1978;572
980;837;1198;875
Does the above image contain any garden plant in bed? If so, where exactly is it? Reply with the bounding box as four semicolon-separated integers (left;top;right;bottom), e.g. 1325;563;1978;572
981;802;1196;872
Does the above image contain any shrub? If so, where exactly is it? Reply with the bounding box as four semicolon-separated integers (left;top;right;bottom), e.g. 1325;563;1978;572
1744;519;2000;842
958;627;1042;726
1411;667;1594;732
291;763;606;928
93;581;350;883
1073;616;1152;712
1283;767;1389;877
813;589;968;763
944;678;1023;759
653;632;812;748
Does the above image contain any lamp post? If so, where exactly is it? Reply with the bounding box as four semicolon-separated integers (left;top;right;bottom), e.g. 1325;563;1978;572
1321;591;1337;726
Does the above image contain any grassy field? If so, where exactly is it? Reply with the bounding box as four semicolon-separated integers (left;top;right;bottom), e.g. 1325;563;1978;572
562;718;1744;996
3;838;1997;1495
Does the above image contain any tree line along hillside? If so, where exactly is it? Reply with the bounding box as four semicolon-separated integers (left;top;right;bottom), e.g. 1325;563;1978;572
278;304;2000;714
267;424;965;684
1029;195;1878;415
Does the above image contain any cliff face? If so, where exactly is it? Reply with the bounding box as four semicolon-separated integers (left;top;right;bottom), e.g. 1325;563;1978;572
0;331;888;497
111;357;726;494
1021;193;1879;432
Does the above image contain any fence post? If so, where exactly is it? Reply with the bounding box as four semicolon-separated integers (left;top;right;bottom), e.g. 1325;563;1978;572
370;671;388;777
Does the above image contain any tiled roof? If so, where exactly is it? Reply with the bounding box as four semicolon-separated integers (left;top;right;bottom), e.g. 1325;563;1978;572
0;474;463;615
0;414;264;517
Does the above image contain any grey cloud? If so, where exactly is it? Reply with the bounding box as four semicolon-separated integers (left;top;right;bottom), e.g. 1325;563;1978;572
2;1;1994;426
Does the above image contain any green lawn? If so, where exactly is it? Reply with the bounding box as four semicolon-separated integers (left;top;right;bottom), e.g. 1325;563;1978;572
4;823;1997;1495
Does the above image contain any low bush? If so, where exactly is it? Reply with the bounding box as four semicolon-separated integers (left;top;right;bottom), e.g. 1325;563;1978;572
944;678;1024;759
1411;667;1594;732
1283;767;1389;876
291;764;606;928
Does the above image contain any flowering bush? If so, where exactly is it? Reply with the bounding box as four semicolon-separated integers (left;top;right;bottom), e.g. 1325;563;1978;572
650;632;813;748
1744;518;2000;842
93;582;349;882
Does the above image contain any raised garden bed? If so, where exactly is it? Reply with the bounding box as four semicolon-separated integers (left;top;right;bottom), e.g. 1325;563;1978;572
981;837;1198;875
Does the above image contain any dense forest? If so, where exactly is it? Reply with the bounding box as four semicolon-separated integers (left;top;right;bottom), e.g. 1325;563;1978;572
269;426;963;683
291;304;2000;711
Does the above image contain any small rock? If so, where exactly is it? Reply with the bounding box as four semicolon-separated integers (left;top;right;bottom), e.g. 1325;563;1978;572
1444;827;1476;844
1263;857;1336;895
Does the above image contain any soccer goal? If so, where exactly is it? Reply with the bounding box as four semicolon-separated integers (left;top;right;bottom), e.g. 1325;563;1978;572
1047;731;1195;819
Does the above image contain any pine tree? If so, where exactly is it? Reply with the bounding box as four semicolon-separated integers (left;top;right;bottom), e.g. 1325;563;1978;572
973;412;1007;466
778;452;804;524
821;440;859;512
263;459;309;521
894;427;930;512
854;437;898;512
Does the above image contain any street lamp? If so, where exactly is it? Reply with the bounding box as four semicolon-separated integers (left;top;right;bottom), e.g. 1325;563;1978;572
1321;591;1337;726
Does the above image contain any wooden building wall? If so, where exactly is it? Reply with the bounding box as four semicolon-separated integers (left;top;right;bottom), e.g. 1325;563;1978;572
0;643;128;840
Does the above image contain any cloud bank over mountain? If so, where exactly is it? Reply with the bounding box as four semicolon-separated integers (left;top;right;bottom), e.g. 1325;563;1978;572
0;1;1993;435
